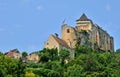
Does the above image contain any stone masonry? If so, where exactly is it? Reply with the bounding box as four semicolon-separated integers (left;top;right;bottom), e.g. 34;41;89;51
62;13;114;52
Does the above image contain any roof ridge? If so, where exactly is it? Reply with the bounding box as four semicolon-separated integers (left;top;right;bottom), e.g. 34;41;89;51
76;13;89;21
51;35;70;49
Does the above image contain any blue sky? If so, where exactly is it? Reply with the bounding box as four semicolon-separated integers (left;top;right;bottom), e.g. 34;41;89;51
0;0;120;53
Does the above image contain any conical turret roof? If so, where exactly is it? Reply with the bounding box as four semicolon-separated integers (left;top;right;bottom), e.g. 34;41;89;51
76;13;90;21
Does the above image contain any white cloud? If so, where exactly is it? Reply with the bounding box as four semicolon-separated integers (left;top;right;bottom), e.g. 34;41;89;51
36;5;43;11
106;3;111;12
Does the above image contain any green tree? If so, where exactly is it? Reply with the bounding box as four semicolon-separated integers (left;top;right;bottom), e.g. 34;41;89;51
0;55;25;77
22;51;28;63
25;71;35;77
40;51;50;62
24;46;120;76
39;48;59;62
75;44;93;58
49;48;59;61
0;52;3;56
59;49;70;65
65;64;85;77
22;51;28;58
27;61;39;68
44;61;64;77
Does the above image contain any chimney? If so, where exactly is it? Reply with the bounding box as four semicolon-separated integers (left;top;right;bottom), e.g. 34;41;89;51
54;33;58;37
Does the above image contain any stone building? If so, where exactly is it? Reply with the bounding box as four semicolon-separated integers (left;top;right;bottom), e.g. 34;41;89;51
44;13;114;53
44;34;74;59
27;53;39;63
5;49;21;59
44;34;70;52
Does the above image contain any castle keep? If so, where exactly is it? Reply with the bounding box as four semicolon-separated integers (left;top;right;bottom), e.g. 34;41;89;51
44;13;114;52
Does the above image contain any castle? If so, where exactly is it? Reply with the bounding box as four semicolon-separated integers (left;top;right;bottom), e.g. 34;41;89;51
44;13;114;53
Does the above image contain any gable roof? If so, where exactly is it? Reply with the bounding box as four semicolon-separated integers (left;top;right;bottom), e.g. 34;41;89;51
5;51;14;57
76;13;90;21
4;49;19;56
10;49;19;53
51;35;70;49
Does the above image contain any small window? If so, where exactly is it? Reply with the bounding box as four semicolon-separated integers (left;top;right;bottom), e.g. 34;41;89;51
47;42;49;45
67;29;70;33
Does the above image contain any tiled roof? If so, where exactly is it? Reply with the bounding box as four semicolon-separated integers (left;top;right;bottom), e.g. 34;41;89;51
10;49;18;52
51;35;70;49
76;13;90;21
4;49;19;56
5;52;14;57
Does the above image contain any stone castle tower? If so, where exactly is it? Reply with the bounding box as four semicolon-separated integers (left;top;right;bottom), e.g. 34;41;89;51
62;13;114;52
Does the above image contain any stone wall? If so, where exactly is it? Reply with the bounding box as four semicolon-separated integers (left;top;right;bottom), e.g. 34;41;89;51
45;14;114;53
44;35;59;50
61;14;114;52
62;24;77;49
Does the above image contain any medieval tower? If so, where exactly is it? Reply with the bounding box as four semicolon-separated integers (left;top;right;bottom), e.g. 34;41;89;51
45;13;114;52
61;13;114;52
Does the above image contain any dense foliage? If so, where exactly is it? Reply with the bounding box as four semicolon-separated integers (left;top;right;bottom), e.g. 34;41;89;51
24;46;120;77
1;46;120;77
0;54;26;77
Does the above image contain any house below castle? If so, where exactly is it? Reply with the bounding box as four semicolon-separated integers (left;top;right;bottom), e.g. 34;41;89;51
27;53;39;63
5;49;21;59
44;13;114;54
44;34;74;59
